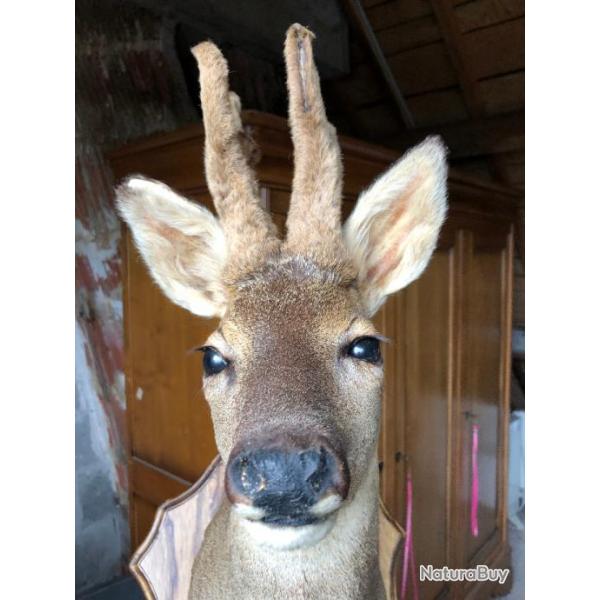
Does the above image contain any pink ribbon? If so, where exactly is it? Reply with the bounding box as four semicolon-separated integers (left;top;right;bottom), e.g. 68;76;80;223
400;467;419;600
470;423;480;538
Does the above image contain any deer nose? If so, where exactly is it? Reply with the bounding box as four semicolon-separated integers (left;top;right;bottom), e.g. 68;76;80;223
226;444;349;526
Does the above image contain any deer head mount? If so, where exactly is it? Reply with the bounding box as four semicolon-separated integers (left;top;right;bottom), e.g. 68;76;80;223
117;24;447;558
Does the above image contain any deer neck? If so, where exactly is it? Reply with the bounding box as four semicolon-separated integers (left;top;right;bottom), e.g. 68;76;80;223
224;450;384;599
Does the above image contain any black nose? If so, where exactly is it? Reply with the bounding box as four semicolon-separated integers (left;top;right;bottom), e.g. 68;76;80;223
226;442;348;526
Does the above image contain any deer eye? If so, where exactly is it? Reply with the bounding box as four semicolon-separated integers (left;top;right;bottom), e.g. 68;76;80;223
347;337;381;364
199;346;229;376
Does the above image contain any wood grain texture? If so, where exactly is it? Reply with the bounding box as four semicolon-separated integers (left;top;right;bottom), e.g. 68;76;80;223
130;457;225;600
404;251;453;600
344;0;416;128
125;226;219;483
375;292;405;516
479;71;524;117
387;42;458;96
376;15;441;56
406;88;469;128
455;0;524;34
464;249;503;562
378;499;404;600
463;17;524;80
366;0;433;31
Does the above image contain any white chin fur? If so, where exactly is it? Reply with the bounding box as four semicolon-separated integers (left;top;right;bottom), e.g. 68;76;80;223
239;516;335;550
310;494;342;517
232;503;265;521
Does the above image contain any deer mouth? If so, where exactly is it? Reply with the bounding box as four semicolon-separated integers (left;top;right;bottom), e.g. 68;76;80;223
233;494;342;527
261;513;322;527
237;509;339;550
232;492;343;549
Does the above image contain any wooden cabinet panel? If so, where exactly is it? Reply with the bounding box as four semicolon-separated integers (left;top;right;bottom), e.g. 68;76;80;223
452;228;513;599
463;249;503;563
405;250;454;600
375;293;405;515
375;229;512;600
124;227;219;484
132;494;159;551
129;458;191;548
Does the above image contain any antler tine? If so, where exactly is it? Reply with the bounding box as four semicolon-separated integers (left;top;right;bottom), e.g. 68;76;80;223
283;24;346;262
191;42;279;276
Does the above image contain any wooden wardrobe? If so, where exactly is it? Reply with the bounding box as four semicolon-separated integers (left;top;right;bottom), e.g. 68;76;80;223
110;111;520;599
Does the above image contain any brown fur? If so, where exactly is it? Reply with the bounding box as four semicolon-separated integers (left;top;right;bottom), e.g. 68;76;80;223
190;257;384;599
117;23;448;600
192;42;280;280
283;24;348;269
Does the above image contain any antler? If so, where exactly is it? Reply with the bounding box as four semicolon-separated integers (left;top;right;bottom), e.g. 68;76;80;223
191;42;280;278
283;24;346;264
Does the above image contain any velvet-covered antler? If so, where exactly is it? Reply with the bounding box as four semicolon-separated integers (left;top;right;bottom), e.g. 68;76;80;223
191;42;280;278
283;24;346;265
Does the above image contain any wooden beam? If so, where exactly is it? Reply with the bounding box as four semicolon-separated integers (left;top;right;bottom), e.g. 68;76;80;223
365;0;434;30
455;0;525;33
431;1;510;184
384;111;524;159
430;0;484;117
463;17;525;80
343;0;415;128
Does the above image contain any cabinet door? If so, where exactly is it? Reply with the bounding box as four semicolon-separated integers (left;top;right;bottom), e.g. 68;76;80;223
404;248;455;600
402;247;456;600
380;223;512;600
454;227;512;596
376;241;456;600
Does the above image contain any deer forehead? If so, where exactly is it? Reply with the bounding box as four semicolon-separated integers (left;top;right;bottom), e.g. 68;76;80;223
221;259;369;352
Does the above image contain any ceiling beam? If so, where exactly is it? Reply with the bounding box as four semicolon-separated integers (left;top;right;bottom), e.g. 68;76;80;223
430;1;520;186
343;0;415;129
430;0;484;117
384;111;524;159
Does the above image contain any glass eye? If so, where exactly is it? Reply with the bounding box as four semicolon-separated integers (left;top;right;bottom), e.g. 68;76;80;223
199;346;229;376
347;337;382;364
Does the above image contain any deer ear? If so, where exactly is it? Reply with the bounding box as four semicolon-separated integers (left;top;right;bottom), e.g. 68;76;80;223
117;176;227;318
343;136;448;316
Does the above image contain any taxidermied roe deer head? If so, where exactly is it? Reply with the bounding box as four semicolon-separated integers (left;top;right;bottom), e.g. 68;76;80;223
118;24;446;599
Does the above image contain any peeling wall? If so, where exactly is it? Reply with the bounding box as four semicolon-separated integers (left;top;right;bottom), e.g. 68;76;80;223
75;0;194;593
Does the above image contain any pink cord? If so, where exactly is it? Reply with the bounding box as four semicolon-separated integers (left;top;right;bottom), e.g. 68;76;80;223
410;531;419;600
400;467;419;599
470;423;480;538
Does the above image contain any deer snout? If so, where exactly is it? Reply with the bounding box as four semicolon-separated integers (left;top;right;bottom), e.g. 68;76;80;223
226;442;349;527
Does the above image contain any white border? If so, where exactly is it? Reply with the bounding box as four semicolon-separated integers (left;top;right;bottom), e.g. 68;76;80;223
527;3;600;598
3;2;600;598
1;1;74;597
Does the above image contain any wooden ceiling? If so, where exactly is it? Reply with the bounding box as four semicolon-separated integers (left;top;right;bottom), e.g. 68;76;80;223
322;0;524;191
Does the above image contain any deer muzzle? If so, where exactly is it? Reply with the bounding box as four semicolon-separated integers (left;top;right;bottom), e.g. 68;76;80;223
226;436;349;528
